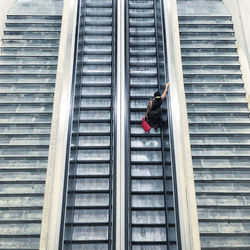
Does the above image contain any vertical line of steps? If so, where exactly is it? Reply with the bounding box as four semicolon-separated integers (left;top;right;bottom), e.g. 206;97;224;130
63;0;115;249
128;0;177;248
179;15;250;249
0;15;61;249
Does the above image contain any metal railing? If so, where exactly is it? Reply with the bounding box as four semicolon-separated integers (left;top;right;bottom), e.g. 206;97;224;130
39;0;79;249
161;0;201;249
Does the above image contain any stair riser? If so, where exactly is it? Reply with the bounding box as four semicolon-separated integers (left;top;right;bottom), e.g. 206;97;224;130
7;15;61;20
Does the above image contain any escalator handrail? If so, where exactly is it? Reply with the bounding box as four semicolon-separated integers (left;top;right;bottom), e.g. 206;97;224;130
39;0;79;248
161;0;201;249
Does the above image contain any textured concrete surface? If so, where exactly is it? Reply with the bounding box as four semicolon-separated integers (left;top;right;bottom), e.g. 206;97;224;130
0;0;16;40
177;0;229;16
9;0;63;15
223;0;250;107
177;0;250;108
177;0;250;248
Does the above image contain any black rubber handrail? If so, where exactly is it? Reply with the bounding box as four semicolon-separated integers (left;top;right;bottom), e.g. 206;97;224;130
110;0;118;248
124;0;131;249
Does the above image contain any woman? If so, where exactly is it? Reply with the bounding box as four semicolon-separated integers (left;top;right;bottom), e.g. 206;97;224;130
145;82;170;131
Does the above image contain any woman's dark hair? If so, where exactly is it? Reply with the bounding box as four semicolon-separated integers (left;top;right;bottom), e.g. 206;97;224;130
154;91;161;99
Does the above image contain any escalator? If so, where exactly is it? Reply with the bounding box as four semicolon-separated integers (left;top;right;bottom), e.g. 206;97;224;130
126;0;178;248
61;0;116;248
178;0;250;248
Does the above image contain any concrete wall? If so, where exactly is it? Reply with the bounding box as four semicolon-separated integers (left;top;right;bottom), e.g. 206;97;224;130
223;0;250;107
0;0;16;41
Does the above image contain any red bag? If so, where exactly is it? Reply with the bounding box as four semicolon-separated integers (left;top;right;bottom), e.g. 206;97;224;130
141;117;151;132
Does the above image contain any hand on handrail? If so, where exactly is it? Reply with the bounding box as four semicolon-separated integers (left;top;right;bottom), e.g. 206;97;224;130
161;82;170;100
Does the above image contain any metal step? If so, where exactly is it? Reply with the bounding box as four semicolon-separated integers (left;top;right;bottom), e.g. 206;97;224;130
85;16;112;26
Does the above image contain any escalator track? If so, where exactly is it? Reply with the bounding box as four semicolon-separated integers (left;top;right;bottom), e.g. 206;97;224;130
62;0;116;248
126;0;177;248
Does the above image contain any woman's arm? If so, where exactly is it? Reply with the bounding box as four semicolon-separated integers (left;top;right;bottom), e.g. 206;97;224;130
145;100;152;118
161;82;170;100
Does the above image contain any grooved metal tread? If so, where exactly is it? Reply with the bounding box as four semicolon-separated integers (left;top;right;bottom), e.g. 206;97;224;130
179;13;250;249
0;12;61;249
